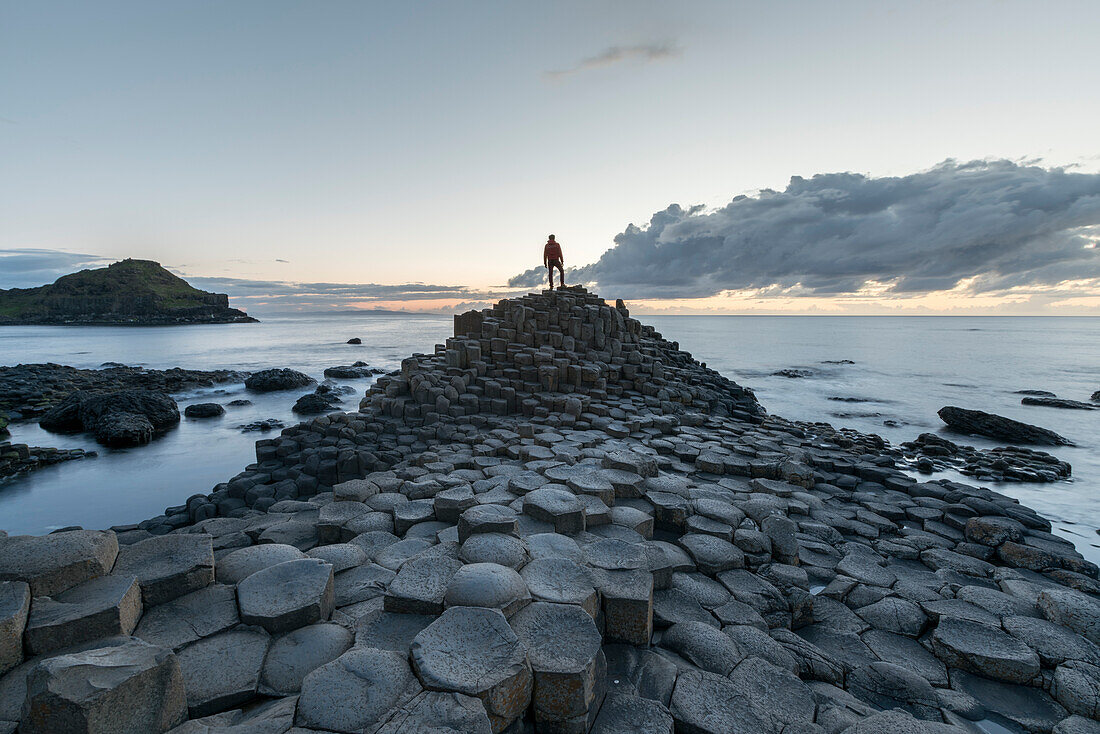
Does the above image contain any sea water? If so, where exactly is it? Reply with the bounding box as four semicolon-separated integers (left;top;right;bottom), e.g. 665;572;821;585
1;314;1097;564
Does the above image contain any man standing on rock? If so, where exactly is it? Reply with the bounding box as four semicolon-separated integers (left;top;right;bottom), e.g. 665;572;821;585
544;234;565;290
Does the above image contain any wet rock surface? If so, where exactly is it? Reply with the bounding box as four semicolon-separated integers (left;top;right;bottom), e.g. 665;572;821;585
938;405;1075;446
1;286;1097;733
0;363;243;420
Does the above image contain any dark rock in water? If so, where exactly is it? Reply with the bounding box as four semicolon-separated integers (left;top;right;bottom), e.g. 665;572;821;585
238;419;284;432
97;412;155;446
821;359;855;364
324;361;384;379
1015;389;1057;397
39;389;180;447
347;337;362;344
938;406;1074;446
1021;397;1096;411
0;441;92;479
773;369;813;378
1091;390;1100;402
901;432;1072;482
293;383;348;415
226;399;252;407
0;363;244;419
184;403;225;418
245;368;313;392
293;393;339;415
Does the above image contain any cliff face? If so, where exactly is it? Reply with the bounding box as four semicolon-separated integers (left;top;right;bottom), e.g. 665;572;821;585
0;259;257;325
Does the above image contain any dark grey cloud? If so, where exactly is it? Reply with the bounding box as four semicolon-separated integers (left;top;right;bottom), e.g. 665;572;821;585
0;249;110;289
546;42;680;79
509;160;1100;299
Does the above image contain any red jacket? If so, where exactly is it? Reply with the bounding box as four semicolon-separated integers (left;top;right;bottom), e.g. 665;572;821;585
544;241;563;262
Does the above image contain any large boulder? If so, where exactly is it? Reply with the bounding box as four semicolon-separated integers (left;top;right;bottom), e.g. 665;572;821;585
0;530;118;597
39;390;180;447
244;368;313;392
23;574;142;655
938;406;1074;446
21;637;187;734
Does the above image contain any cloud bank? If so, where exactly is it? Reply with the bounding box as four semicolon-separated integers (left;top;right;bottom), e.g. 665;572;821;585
546;42;680;78
0;249;111;289
509;160;1100;299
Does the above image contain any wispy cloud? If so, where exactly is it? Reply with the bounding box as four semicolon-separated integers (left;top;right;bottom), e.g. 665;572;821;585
545;42;680;79
510;159;1100;300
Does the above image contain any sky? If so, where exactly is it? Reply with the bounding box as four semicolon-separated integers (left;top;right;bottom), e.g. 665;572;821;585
2;0;1099;314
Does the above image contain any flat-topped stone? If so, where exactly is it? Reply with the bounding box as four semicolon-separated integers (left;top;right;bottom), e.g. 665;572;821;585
354;608;434;653
931;617;1041;684
524;487;585;534
0;530;118;597
521;557;599;617
133;584;238;651
23;636;186;734
411;606;532;732
237;558;334;633
385;554;464;615
24;574;142;655
458;505;519;543
112;534;214;606
175;626;269;718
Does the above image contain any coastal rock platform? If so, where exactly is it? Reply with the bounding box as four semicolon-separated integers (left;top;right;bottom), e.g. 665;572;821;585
1;286;1097;733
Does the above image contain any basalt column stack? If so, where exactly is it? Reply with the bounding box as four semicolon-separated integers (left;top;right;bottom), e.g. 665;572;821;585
361;286;763;427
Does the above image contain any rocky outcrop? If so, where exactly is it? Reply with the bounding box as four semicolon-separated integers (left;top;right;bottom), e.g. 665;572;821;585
0;259;256;326
323;361;384;379
1022;397;1096;411
899;432;1072;483
938;405;1074;446
244;369;313;393
39;390;180;447
0;364;244;421
2;287;1097;733
1;442;92;480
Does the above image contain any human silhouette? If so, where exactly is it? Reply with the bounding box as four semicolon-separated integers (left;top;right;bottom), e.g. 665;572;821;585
544;234;565;290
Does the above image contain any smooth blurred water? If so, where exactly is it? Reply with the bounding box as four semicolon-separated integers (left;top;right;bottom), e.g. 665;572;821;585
2;314;1097;564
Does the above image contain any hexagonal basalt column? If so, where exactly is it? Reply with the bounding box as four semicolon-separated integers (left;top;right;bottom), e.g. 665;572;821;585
524;488;586;534
458;505;519;544
411;606;532;733
24;574;142;655
597;569;654;646
22;637;187;734
511;601;606;733
111;533;214;607
237;558;334;633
